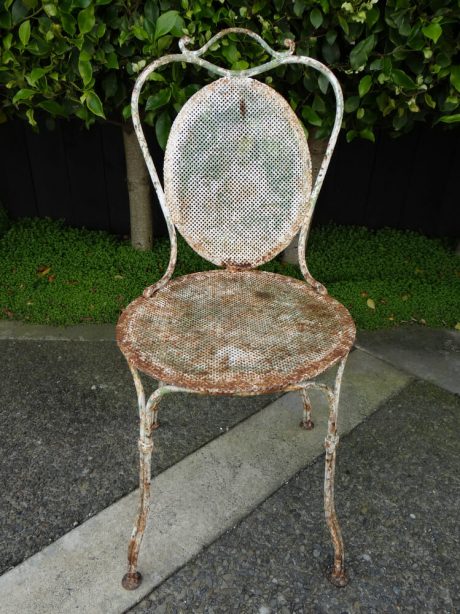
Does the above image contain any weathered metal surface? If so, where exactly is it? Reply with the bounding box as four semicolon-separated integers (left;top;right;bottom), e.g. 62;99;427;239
179;28;296;59
131;27;343;294
300;387;314;430
122;366;180;590
121;28;352;590
322;357;349;587
164;77;312;269
117;270;355;396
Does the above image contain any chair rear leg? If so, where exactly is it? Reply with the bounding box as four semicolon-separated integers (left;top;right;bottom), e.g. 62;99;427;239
299;388;314;429
324;356;349;587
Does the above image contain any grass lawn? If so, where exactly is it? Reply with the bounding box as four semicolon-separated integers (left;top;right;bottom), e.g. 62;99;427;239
0;216;458;330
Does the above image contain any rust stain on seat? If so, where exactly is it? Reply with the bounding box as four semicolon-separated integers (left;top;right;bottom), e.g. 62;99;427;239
117;270;355;395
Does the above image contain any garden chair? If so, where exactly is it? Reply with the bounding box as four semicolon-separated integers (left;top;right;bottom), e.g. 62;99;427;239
116;28;355;591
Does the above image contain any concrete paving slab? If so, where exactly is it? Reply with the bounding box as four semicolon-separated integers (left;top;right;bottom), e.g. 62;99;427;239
0;320;115;341
356;325;460;394
132;380;460;614
0;351;410;614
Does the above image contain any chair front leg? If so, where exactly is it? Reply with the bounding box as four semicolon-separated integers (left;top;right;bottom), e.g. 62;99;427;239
324;355;349;587
122;366;165;590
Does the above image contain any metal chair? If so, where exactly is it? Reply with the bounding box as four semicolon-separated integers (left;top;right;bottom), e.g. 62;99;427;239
116;28;355;591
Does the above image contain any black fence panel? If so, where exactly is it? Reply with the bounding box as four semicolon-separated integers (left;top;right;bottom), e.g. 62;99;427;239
0;119;458;237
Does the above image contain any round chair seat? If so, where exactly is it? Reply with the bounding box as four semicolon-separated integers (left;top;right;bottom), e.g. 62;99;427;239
116;270;355;395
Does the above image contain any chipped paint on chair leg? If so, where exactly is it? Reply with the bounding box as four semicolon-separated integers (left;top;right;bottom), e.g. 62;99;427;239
122;366;163;590
299;387;314;430
151;407;160;430
324;356;349;587
151;381;164;430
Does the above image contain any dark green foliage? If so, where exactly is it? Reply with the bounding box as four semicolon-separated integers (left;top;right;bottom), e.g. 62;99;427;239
1;0;459;143
1;218;458;330
0;205;11;237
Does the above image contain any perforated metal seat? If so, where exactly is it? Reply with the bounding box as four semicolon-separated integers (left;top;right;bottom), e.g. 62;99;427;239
117;270;355;395
117;29;354;593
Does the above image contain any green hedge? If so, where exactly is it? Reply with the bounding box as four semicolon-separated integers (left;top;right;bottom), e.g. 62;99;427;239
1;0;459;145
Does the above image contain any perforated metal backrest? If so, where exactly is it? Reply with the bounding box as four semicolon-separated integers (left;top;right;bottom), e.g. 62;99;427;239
131;29;344;293
164;76;311;268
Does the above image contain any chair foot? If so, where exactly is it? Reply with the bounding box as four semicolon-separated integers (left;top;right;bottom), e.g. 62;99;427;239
326;566;349;588
122;571;142;590
299;418;314;430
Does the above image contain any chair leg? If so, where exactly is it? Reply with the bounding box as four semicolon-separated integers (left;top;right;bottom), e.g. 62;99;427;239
299;388;314;430
324;356;349;587
122;366;164;590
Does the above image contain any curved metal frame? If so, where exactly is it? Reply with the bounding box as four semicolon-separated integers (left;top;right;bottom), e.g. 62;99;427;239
122;352;350;590
122;29;349;591
131;28;343;297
